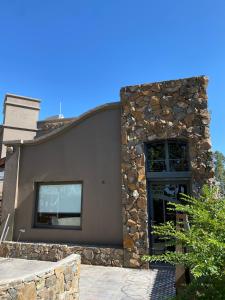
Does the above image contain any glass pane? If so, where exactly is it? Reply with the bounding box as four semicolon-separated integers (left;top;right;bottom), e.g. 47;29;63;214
168;142;189;171
37;183;82;227
38;184;82;213
37;214;81;227
153;198;164;224
169;159;189;172
168;142;187;159
150;182;188;255
147;143;166;172
150;161;167;172
0;171;4;180
148;143;165;160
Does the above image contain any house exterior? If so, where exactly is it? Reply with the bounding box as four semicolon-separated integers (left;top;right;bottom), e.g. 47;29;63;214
0;76;214;268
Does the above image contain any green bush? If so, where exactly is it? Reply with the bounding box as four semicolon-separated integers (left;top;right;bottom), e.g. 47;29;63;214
214;151;225;195
142;185;225;299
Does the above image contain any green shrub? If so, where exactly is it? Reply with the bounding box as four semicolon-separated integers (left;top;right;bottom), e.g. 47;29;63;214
214;151;225;195
143;185;225;299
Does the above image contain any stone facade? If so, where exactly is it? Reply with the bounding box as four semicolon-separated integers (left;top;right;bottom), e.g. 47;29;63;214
0;254;80;300
0;241;124;267
121;76;214;268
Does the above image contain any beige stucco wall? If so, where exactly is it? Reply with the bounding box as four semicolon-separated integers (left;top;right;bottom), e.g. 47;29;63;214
4;105;39;130
13;106;123;246
4;95;40;109
1;95;40;157
2;128;37;142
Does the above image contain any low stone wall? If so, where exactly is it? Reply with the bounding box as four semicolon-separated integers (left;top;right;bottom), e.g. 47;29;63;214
0;241;124;267
0;254;80;300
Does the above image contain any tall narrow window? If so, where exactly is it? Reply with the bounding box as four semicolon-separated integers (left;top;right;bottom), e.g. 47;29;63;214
35;183;82;228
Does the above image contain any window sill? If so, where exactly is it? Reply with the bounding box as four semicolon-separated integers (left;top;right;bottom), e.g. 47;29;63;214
147;171;191;180
33;225;82;230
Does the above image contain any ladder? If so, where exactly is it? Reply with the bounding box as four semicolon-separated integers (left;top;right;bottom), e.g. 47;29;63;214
0;214;10;245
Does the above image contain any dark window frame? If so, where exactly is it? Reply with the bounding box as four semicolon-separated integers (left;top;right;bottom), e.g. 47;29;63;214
145;139;191;180
33;181;83;230
147;179;190;255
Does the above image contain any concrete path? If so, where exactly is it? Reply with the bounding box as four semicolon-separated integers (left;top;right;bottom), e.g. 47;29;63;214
80;264;175;300
0;257;54;282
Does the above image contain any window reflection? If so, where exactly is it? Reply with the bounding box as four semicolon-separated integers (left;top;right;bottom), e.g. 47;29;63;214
168;142;189;171
147;143;166;172
146;140;189;172
36;183;82;228
150;182;188;255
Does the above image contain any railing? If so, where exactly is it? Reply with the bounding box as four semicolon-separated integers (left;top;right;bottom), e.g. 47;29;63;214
0;213;10;245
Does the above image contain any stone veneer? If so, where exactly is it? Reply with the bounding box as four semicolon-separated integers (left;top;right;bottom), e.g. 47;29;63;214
0;241;123;267
0;254;80;300
36;117;75;137
121;76;214;268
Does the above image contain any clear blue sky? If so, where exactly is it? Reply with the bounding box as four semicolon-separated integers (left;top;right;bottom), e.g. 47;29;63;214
0;0;224;154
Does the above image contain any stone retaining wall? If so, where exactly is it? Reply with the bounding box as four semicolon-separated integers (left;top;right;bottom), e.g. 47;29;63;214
0;241;124;267
0;254;80;300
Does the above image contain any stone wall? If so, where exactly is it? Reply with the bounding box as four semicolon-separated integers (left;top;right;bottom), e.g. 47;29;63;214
36;117;75;137
121;76;214;268
0;241;124;267
0;254;80;300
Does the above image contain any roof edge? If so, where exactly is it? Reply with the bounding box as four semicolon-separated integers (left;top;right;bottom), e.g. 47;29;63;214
37;117;76;124
120;75;208;91
4;101;120;146
5;93;41;103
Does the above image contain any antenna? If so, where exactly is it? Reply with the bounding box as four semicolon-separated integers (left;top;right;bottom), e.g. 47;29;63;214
59;100;64;119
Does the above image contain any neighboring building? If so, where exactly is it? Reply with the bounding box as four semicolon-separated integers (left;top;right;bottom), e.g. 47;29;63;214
0;76;214;268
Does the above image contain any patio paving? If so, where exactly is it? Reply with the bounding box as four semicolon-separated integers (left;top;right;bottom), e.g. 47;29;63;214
0;257;54;283
80;264;175;300
0;258;175;299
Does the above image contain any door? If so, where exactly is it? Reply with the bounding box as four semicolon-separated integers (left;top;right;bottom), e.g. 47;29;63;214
148;181;188;255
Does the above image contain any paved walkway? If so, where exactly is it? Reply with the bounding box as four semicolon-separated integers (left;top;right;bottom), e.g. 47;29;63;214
80;264;175;300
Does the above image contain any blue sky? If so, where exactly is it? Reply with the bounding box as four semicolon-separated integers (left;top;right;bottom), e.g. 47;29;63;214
0;0;225;154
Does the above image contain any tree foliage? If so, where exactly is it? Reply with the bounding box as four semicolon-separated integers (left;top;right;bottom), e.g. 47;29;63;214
214;151;225;195
142;186;225;298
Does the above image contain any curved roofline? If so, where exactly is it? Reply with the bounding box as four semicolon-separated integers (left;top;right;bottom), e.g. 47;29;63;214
4;101;120;146
37;117;76;124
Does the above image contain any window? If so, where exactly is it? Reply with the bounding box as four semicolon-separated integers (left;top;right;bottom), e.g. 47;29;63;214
149;182;188;255
0;168;4;181
35;182;82;228
146;140;189;173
